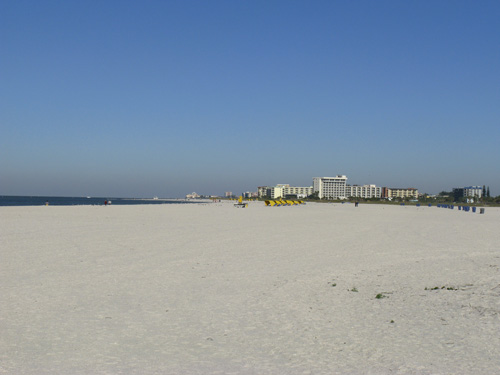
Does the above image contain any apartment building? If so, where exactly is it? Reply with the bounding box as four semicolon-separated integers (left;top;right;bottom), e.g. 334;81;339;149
242;191;258;198
313;176;348;199
345;184;382;199
258;184;313;199
463;186;483;198
381;187;419;199
257;186;269;198
453;186;482;200
283;185;313;198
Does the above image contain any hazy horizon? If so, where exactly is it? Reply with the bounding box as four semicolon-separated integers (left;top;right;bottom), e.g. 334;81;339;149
2;1;499;198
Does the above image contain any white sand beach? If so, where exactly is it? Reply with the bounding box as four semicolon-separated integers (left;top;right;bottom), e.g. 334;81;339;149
1;202;499;374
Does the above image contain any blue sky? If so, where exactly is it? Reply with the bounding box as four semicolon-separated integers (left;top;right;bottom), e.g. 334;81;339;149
1;1;499;197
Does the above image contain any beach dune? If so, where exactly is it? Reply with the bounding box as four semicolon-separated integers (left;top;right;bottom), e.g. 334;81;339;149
1;202;499;374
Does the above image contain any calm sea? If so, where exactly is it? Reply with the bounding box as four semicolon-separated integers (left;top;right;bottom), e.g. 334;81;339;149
0;196;196;207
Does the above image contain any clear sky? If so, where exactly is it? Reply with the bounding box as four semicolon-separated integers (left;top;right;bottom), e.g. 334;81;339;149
1;1;499;198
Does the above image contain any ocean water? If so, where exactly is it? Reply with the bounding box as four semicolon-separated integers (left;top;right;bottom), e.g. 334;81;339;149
0;196;195;207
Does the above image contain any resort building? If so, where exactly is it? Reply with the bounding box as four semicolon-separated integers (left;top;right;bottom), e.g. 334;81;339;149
258;184;313;199
345;184;382;199
464;186;483;198
269;185;288;199
381;187;419;199
259;177;415;201
257;186;270;198
283;185;313;198
453;186;483;201
242;191;258;198
313;176;348;199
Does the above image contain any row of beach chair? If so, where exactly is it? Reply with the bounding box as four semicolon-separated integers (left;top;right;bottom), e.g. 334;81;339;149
265;200;305;206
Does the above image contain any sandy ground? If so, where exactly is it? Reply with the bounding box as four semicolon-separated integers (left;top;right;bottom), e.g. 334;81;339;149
1;201;499;374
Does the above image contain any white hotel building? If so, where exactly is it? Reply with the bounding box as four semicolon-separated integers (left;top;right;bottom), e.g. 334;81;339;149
258;184;313;199
313;176;348;199
259;176;382;200
345;184;382;199
313;176;382;199
463;186;483;198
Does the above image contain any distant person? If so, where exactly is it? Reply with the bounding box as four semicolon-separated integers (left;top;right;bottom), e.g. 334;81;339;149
355;202;359;207
45;201;49;206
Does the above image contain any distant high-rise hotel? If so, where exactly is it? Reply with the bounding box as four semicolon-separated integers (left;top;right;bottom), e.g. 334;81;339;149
225;191;232;198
